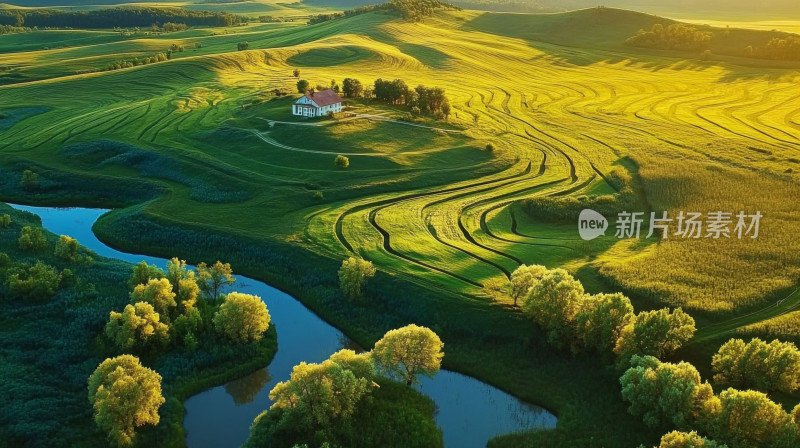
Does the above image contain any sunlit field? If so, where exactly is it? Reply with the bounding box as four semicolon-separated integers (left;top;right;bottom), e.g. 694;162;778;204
4;4;800;447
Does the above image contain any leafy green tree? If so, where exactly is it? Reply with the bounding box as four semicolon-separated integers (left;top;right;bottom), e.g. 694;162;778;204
337;257;375;299
18;225;46;252
269;350;376;427
620;355;713;430
237;41;249;51
296;79;310;94
521;268;585;347
576;292;634;354
128;261;164;289
20;169;39;190
372;324;444;386
172;307;203;346
0;213;11;228
509;264;548;306
656;430;727;447
197;260;235;303
166;257;199;315
342;78;363;98
709;388;798;448
334;154;350;169
712;338;800;393
88;355;165;447
130;278;177;323
5;261;61;302
213;292;271;343
105;302;169;351
615;307;696;368
54;235;79;261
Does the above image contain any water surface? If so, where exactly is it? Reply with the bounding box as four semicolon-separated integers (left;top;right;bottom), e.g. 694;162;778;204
10;204;557;448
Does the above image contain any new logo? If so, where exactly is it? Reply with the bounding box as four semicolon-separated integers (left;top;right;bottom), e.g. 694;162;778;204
578;209;608;241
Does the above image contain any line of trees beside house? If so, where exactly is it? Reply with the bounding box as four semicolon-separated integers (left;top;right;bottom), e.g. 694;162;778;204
0;7;244;29
294;76;451;117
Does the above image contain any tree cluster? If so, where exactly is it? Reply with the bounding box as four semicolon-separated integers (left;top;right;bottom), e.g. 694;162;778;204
372;78;451;116
627;23;713;52
306;0;458;25
504;265;695;365
756;35;800;61
712;338;800;393
621;355;800;448
103;52;169;72
107;258;262;355
254;324;444;446
0;7;244;29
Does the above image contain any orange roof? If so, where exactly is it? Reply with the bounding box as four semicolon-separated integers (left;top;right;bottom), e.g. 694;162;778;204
305;89;342;107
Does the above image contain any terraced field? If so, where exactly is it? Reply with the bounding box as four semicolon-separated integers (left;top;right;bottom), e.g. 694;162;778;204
4;10;800;443
3;8;800;318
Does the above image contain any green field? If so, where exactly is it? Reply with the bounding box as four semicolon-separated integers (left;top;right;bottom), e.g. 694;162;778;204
3;4;800;446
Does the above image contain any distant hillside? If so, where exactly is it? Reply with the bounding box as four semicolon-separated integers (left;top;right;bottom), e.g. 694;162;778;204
304;0;800;16
464;7;800;62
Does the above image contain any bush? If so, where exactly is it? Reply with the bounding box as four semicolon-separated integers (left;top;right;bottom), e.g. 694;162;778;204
5;261;61;302
18;226;47;252
334;155;350;169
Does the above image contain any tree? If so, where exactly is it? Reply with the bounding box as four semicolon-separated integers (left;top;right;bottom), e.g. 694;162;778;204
620;355;713;430
296;79;310;94
166;258;199;315
105;302;170;351
656;431;727;448
709;388;798;448
128;261;164;289
269;350;376;427
342;78;363;98
615;307;696;368
20;169;39;190
5;261;61;302
521;268;585;348
372;324;444;386
130;278;177;323
237;41;249;51
712;338;800;393
18;225;46;252
576;292;634;355
196;261;235;304
293;68;300;77
54;235;79;261
213;292;271;343
0;213;11;228
337;257;374;299
172;307;203;347
509;264;548;307
334;154;350;169
88;355;165;447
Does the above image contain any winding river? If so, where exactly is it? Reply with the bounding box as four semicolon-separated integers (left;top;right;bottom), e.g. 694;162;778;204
10;204;557;448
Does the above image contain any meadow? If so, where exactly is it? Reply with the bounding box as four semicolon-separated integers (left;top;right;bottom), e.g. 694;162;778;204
3;4;800;446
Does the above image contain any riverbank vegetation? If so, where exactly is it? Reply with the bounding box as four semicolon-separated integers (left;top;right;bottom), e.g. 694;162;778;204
0;204;277;447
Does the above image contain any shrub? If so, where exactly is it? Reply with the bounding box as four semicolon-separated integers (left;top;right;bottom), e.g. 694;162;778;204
334;154;350;169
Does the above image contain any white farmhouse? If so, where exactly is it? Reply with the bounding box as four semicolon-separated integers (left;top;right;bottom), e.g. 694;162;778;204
292;89;343;117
